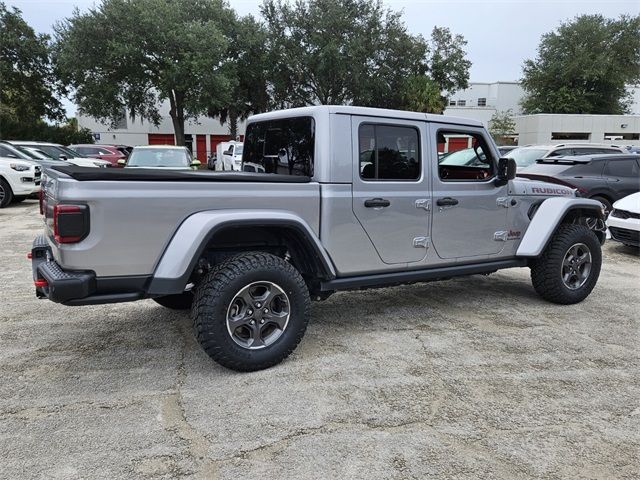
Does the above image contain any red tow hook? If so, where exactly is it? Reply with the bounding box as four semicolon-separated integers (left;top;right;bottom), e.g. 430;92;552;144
34;278;48;288
27;252;33;259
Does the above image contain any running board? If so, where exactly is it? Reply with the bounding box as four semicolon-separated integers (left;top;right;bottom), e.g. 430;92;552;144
320;259;528;292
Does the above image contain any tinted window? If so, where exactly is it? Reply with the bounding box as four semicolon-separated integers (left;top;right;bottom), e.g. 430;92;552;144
242;117;314;176
604;159;639;177
568;161;604;176
359;124;420;180
548;148;573;157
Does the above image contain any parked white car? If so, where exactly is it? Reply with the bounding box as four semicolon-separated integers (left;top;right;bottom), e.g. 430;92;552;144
6;141;110;168
606;192;640;248
0;157;41;208
122;145;201;170
215;141;243;171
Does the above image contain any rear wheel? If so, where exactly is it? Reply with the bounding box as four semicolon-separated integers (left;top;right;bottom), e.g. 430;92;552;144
153;292;194;310
0;179;14;208
530;224;601;304
192;252;310;371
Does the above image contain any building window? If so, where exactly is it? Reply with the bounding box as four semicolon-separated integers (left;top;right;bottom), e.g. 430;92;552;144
551;132;591;141
477;98;487;107
457;100;466;107
604;133;640;141
449;99;456;106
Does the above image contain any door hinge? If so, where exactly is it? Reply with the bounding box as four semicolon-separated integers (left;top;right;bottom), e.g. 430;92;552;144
413;236;430;248
494;231;508;242
496;197;510;208
415;199;431;211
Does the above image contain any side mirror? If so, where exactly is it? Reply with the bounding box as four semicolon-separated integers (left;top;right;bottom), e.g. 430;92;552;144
495;157;517;186
190;160;201;169
117;159;126;167
59;155;68;161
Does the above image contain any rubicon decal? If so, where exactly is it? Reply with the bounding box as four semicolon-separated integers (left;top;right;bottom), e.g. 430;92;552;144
531;187;572;195
507;230;521;240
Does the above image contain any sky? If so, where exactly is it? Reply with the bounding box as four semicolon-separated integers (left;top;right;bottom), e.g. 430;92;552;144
8;0;640;116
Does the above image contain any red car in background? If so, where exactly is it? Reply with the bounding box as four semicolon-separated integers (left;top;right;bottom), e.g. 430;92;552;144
69;144;131;167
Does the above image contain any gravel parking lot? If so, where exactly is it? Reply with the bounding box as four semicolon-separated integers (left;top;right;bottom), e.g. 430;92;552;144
1;200;639;479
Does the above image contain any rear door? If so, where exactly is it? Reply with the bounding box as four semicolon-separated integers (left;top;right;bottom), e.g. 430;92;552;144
351;116;430;265
429;124;508;259
604;158;640;200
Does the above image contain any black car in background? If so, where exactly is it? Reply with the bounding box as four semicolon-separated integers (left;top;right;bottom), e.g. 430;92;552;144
517;154;640;213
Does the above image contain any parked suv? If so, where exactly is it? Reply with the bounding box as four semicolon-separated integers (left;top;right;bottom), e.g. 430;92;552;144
507;144;626;169
0;156;41;207
31;106;607;372
517;154;640;214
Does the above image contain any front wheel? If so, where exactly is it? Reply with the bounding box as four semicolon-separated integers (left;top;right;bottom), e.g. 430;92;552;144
0;178;14;208
530;224;602;304
192;252;310;371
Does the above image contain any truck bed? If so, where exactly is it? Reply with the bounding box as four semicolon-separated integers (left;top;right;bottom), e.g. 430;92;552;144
49;165;311;183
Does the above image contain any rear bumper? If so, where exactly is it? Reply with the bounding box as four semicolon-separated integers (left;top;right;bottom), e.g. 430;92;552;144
31;235;148;305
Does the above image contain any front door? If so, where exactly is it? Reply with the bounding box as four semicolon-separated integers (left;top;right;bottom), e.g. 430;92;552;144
351;117;430;265
429;125;508;259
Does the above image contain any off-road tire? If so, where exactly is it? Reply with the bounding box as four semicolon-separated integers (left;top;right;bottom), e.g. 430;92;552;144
530;224;601;304
192;252;310;372
0;178;14;208
153;292;194;310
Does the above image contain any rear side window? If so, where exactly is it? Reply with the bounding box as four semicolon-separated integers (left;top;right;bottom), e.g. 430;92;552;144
548;148;573;157
569;161;604;176
358;124;420;180
242;117;314;176
604;159;639;177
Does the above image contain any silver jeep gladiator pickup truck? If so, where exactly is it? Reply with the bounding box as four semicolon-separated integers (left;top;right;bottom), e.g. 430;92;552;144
31;106;606;371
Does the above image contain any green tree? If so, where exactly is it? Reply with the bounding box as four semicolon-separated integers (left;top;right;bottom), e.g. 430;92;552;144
0;2;65;138
521;14;640;114
427;26;471;98
261;0;427;108
54;0;242;146
401;76;445;113
488;109;517;144
207;15;269;139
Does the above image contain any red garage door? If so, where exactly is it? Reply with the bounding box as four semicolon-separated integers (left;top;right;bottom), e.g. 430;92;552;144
148;134;175;145
210;134;232;153
447;137;469;153
196;134;207;162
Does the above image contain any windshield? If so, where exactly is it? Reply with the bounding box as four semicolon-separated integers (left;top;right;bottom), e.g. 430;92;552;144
127;148;191;167
439;147;487;166
506;148;549;168
242;117;315;176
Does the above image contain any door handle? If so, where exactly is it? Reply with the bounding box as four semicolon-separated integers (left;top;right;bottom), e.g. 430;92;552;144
436;197;459;207
364;198;391;208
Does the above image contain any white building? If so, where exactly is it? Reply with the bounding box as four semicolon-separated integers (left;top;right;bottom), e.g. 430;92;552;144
444;81;640;146
443;81;525;126
516;114;640;146
77;100;245;163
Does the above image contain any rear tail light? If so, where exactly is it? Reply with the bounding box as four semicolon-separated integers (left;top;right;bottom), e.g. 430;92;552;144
53;204;90;244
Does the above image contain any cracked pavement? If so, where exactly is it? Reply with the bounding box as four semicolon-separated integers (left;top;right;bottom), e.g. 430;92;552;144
1;201;639;479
